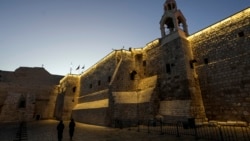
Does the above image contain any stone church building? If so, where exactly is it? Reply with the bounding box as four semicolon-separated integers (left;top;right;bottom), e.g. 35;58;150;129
0;0;249;126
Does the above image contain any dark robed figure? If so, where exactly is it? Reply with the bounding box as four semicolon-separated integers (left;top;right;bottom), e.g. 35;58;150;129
57;120;64;141
69;119;75;140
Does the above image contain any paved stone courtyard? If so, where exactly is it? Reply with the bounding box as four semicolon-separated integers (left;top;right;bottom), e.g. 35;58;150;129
0;120;208;141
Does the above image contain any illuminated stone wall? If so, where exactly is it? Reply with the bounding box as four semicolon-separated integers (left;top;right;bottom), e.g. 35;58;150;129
1;5;248;126
74;89;109;125
143;31;206;122
189;8;250;122
73;49;160;125
112;75;158;121
73;52;121;125
73;29;208;125
73;28;208;125
79;52;117;96
143;35;193;101
46;85;60;119
55;75;80;120
0;8;247;126
0;67;62;122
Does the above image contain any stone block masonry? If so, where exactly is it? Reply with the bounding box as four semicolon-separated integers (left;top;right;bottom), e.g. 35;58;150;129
1;1;249;127
189;8;250;122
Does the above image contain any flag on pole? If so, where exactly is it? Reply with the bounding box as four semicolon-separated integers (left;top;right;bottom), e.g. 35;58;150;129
76;65;80;70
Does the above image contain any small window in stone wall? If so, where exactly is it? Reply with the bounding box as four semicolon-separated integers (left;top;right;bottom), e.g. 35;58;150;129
72;86;76;93
108;76;111;82
89;84;92;89
130;71;137;80
166;64;171;74
19;100;26;108
238;31;245;37
117;58;121;64
98;80;101;86
18;96;26;108
204;58;209;64
189;59;197;69
143;60;147;66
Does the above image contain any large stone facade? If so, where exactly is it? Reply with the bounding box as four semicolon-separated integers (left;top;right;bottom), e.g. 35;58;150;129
0;0;249;126
188;8;250;122
71;1;249;126
55;75;80;120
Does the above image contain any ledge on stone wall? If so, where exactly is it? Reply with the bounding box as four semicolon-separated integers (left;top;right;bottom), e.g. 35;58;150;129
201;120;249;127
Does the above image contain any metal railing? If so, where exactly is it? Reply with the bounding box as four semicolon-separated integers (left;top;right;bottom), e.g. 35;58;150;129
113;119;250;141
13;121;28;141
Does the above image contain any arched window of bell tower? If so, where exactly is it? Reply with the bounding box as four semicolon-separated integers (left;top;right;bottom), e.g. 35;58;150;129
165;1;176;11
177;16;188;34
177;16;184;30
167;4;171;10
164;17;175;34
172;3;176;9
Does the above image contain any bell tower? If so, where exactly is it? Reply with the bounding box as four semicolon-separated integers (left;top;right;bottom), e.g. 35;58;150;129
160;0;188;37
156;0;207;122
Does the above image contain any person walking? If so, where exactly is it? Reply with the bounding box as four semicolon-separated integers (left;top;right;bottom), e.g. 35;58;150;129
69;118;75;141
57;120;64;141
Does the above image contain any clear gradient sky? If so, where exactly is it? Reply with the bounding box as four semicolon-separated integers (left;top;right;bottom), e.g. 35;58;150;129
1;0;249;75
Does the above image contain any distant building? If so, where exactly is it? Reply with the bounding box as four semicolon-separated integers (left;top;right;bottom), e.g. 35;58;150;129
0;0;249;126
0;67;62;122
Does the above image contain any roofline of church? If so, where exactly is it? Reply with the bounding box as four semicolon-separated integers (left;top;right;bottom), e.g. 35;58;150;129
81;48;136;76
80;7;250;77
189;7;250;38
80;38;160;77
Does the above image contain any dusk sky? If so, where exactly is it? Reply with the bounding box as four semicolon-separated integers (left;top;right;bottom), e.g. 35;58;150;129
1;0;249;76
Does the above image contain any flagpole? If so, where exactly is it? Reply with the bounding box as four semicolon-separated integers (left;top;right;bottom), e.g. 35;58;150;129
70;62;73;74
81;65;85;74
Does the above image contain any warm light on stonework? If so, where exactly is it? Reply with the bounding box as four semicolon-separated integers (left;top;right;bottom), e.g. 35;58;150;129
60;74;79;84
112;87;154;104
78;89;109;99
80;38;161;78
81;50;134;77
74;99;109;109
144;39;160;50
81;51;116;76
188;7;250;41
